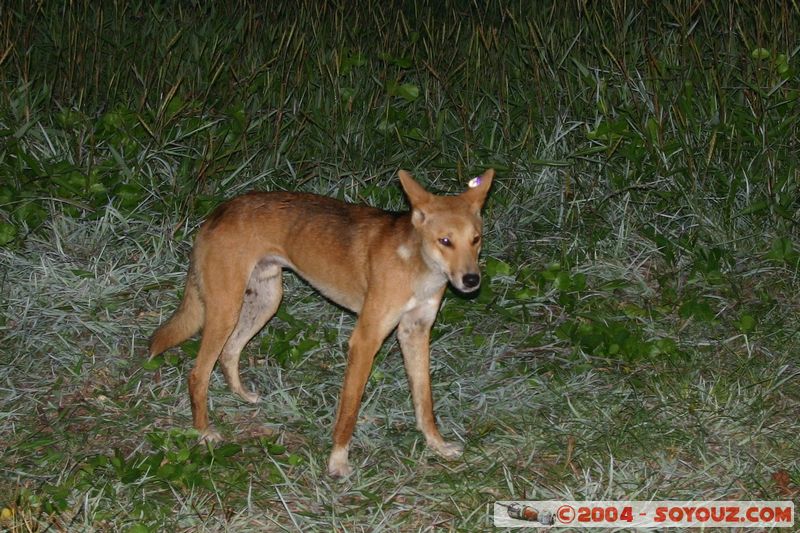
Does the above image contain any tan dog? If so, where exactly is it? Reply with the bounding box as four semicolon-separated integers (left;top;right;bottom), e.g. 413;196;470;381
149;169;493;477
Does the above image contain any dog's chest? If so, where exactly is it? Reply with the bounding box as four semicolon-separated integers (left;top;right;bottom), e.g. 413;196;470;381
401;272;446;313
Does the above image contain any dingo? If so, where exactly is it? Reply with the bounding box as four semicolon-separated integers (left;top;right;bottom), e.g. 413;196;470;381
149;169;493;477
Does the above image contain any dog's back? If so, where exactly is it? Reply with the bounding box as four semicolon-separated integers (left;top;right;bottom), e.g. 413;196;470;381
197;191;415;313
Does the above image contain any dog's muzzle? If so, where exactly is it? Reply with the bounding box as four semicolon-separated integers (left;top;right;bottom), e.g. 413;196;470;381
461;273;480;290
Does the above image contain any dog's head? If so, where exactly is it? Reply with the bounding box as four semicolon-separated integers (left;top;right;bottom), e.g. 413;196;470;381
399;168;493;293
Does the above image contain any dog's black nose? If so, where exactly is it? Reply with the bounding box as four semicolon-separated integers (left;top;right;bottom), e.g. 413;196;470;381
462;273;480;289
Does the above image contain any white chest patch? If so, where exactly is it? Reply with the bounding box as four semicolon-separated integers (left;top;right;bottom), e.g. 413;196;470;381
396;244;411;261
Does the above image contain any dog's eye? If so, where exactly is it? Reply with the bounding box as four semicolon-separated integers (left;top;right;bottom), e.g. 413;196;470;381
438;237;452;247
472;235;481;245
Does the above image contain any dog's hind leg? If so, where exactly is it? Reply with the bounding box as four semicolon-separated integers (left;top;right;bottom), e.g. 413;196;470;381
188;258;250;442
149;269;204;358
219;261;283;404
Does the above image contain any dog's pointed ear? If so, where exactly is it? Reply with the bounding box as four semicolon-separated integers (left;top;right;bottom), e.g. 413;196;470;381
462;168;494;212
399;169;432;226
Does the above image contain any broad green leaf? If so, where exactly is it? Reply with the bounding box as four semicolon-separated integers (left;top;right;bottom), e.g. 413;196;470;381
737;314;756;333
0;222;17;246
485;257;512;277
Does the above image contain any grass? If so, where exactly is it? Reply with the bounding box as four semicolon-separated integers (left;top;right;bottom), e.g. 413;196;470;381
1;0;799;530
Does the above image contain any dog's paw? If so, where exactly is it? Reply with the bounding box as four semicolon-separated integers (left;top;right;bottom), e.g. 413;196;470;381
328;461;353;479
430;440;464;460
239;389;261;404
327;448;352;478
198;428;223;443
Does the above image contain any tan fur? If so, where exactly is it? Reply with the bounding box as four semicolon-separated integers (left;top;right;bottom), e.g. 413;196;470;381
149;169;494;477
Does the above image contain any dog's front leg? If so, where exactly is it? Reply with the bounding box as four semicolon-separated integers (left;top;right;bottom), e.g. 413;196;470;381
397;298;464;461
328;308;398;478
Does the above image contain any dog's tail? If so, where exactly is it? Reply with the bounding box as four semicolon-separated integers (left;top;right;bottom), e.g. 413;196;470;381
148;269;204;358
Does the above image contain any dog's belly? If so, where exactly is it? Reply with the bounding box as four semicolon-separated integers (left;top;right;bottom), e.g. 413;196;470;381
296;270;364;313
252;254;365;313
